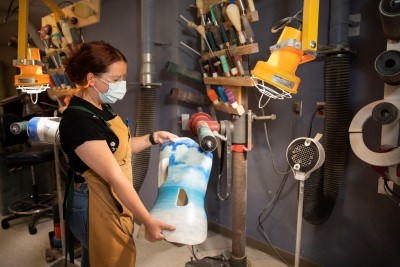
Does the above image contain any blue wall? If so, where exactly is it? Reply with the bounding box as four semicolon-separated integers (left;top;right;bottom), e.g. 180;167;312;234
83;1;400;266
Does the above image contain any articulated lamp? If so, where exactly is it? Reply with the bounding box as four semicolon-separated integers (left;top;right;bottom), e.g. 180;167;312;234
13;0;100;100
12;0;66;100
13;47;51;96
251;0;320;99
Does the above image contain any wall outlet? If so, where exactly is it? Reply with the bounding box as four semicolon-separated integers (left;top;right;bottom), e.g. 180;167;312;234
293;101;302;117
349;14;361;37
316;102;326;118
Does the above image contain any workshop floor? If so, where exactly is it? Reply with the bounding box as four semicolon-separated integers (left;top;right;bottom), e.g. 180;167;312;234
0;215;287;267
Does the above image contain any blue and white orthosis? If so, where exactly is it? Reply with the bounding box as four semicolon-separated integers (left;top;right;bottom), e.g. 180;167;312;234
149;137;213;245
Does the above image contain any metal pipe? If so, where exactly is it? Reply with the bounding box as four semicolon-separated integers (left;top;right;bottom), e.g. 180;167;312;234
329;0;350;48
231;151;248;267
132;0;158;191
229;111;249;266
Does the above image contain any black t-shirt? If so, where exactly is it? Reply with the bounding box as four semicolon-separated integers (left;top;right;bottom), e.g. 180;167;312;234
59;96;120;174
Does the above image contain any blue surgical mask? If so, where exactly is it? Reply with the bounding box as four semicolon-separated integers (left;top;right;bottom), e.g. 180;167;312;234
94;76;127;104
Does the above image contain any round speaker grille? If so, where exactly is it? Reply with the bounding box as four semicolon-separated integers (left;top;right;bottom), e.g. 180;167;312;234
287;140;319;172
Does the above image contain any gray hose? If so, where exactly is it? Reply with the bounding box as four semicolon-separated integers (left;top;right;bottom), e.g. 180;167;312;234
303;0;351;224
132;87;157;191
132;0;157;192
304;54;351;224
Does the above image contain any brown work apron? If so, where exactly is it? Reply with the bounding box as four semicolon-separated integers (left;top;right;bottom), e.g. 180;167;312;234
81;114;136;266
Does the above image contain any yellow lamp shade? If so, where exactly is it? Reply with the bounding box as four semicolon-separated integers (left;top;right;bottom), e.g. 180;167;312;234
251;27;304;94
14;48;50;87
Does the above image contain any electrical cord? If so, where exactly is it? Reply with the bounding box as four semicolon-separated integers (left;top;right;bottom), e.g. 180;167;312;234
3;0;18;24
384;180;400;200
271;10;303;33
257;171;291;266
250;87;296;266
247;54;296;266
308;108;318;137
256;110;295;266
188;245;198;260
262;110;294;175
384;183;400;207
250;86;291;175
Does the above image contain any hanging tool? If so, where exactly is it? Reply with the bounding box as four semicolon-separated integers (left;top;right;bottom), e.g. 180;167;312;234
179;41;202;57
226;1;246;45
225;49;239;76
208;57;219;77
230;45;245;76
209;7;224;50
229;25;239;46
241;15;255;43
179;41;210;78
247;0;256;12
236;0;255;43
207;89;220;105
206;30;219;52
180;15;216;57
212;57;224;76
217;86;229;105
210;26;224;50
196;0;206;52
219;55;231;77
224;88;238;108
237;0;246;15
211;4;230;48
196;0;206;26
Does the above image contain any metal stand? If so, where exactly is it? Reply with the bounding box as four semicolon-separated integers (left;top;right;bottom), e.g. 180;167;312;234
294;181;305;267
53;141;66;256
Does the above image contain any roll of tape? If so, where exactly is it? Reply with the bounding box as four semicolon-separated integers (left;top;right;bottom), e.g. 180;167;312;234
379;0;400;40
375;50;400;85
349;100;400;166
372;102;399;124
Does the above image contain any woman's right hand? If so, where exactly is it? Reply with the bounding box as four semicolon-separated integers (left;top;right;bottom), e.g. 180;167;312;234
144;217;176;242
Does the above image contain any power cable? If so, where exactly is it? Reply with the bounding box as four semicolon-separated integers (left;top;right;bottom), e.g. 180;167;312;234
384;180;400;200
384;183;400;207
308;108;318;137
249;85;296;266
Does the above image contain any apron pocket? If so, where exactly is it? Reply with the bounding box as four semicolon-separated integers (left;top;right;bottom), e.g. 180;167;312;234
117;214;134;237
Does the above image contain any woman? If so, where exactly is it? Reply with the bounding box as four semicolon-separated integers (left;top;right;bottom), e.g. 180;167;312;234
59;41;177;267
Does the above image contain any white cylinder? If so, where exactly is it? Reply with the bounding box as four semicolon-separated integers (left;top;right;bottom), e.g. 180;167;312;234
28;117;60;144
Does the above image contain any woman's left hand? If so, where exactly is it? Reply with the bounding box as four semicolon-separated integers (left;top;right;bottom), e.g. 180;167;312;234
153;131;179;144
144;217;176;242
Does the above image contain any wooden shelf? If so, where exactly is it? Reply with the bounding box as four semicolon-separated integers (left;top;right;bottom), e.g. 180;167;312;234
213;102;245;115
194;1;259;116
204;76;255;87
202;43;259;60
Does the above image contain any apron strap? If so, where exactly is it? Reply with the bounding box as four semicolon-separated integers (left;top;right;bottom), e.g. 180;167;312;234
63;168;77;265
67;105;119;142
67;105;111;127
